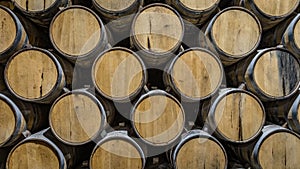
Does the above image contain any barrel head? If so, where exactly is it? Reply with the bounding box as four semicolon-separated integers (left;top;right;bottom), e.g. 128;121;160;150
179;0;218;11
0;99;16;146
94;0;136;11
14;0;56;12
253;0;299;17
0;7;17;54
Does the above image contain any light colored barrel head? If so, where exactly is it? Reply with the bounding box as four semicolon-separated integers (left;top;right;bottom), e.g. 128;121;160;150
171;50;222;99
14;0;56;12
91;139;143;169
0;7;16;53
293;19;300;49
94;0;136;11
50;93;103;144
176;138;226;169
258;132;300;169
0;99;15;145
133;5;183;53
211;9;260;56
50;8;101;56
93;49;144;100
214;92;264;142
6;49;58;100
133;95;184;145
180;0;219;11
253;0;299;16
252;50;300;98
7;142;60;169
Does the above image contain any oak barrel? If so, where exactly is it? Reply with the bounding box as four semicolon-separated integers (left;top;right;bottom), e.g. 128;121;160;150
243;0;300;30
90;131;145;169
288;94;300;133
131;90;185;147
245;47;300;102
282;13;300;57
92;47;147;102
202;88;265;143
49;89;109;145
170;130;227;169
0;5;28;63
14;0;68;27
205;7;262;66
163;47;224;102
4;47;65;104
165;0;220;25
50;5;109;66
131;3;184;67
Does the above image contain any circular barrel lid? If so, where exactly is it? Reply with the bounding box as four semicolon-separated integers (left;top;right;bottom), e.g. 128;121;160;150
14;0;57;12
92;48;146;101
132;4;184;54
293;17;300;49
209;7;261;58
5;48;62;102
132;90;185;146
49;90;106;145
169;48;223;100
253;0;299;17
50;6;103;57
0;6;17;54
179;0;219;11
94;0;137;11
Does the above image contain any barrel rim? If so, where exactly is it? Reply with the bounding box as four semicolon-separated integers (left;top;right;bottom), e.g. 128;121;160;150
208;88;266;143
90;131;146;169
91;47;148;102
290;14;300;50
287;94;300;132
4;47;64;103
167;47;224;101
171;129;228;168
245;47;300;101
131;3;185;56
14;0;61;14
206;6;262;59
49;5;107;60
6;130;66;169
252;125;300;169
49;89;107;146
130;89;185;146
175;0;220;13
92;0;141;16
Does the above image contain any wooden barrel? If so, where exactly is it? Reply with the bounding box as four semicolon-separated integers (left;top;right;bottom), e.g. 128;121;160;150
90;131;145;169
4;47;65;104
282;14;300;57
6;128;72;169
170;130;227;169
0;5;28;63
131;90;185;147
164;47;224;102
165;0;220;25
49;89;109;145
202;88;265;143
13;0;68;27
50;5;109;66
245;47;300;102
92;47;147;102
243;0;300;30
205;7;262;66
288;94;300;133
131;3;184;67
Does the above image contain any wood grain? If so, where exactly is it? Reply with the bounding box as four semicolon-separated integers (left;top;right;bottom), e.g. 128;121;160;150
211;9;260;56
253;0;298;16
7;142;60;169
294;20;300;49
133;95;184;145
213;91;264;142
0;8;16;53
258;132;300;169
91;139;143;169
50;8;101;56
50;93;102;144
94;0;136;11
0;99;15;144
93;49;144;99
133;5;183;53
176;138;226;169
6;49;58;99
14;0;56;11
171;50;222;98
252;50;300;98
180;0;218;10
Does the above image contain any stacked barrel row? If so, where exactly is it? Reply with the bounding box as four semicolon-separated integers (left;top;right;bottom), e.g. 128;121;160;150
1;0;300;169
